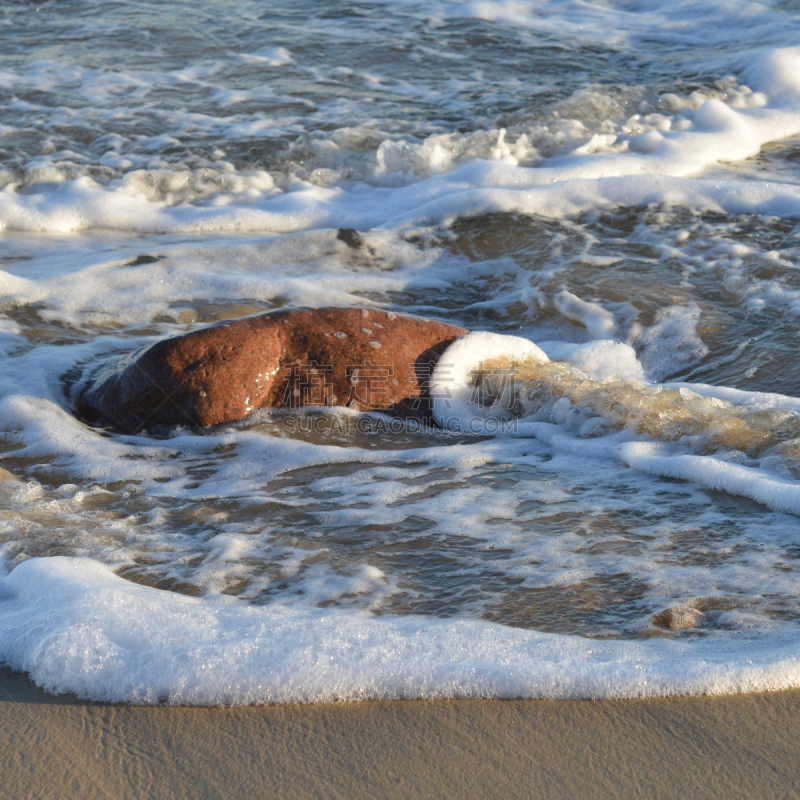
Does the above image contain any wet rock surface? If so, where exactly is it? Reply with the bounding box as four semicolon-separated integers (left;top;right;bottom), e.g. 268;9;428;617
76;308;467;433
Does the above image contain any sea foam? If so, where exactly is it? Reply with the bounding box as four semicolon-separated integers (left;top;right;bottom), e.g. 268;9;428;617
0;47;799;235
2;556;800;705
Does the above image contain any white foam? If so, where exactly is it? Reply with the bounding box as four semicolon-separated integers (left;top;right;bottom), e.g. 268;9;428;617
444;0;794;51
552;291;617;339
539;340;647;383
432;331;800;516
636;305;709;382
620;442;800;516
0;46;799;233
2;556;800;705
431;331;549;433
515;418;800;517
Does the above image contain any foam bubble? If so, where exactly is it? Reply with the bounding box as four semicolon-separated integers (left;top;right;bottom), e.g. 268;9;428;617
431;331;549;432
2;556;800;705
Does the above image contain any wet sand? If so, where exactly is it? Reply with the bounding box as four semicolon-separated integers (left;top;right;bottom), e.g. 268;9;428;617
2;667;799;799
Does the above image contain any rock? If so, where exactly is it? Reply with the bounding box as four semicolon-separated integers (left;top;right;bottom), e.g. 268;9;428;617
651;604;703;631
76;308;467;433
336;228;364;249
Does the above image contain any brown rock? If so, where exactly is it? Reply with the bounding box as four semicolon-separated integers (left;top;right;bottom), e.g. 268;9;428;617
76;308;467;433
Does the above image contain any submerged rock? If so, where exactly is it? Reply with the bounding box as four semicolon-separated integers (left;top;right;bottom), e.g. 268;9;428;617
76;307;467;433
651;604;704;631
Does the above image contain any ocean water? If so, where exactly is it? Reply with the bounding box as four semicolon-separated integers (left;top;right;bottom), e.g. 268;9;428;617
3;0;800;704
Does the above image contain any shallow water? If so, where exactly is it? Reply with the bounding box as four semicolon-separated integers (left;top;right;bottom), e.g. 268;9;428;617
3;1;800;704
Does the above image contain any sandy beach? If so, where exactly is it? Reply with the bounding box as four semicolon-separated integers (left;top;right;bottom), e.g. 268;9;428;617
2;667;799;800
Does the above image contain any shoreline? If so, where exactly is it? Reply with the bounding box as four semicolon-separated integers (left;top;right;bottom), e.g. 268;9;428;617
3;667;800;799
